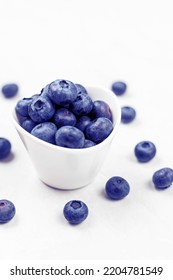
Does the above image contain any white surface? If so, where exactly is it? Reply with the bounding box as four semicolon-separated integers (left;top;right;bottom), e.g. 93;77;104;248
0;0;173;260
12;86;121;189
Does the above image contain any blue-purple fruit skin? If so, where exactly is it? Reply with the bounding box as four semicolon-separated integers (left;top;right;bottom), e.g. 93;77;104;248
0;199;16;223
31;122;57;144
0;138;11;160
75;116;92;132
28;96;55;123
70;92;93;116
21;118;36;133
75;84;88;95
90;100;112;121
105;176;130;200
53;108;76;128
85;117;113;144
134;141;156;162
15;98;33;117
84;139;96;148
63;200;89;224
47;79;77;106
152;167;173;189
111;81;127;96
121;106;136;123
2;83;19;98
55;126;85;148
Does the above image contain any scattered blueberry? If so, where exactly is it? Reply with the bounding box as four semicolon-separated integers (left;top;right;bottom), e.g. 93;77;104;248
0;199;16;223
105;176;130;200
63;200;89;224
134;141;156;162
53;108;76;128
111;81;127;96
152;167;173;189
55;126;85;148
2;83;19;98
21;118;36;133
0;138;11;160
28;96;55;123
70;91;93;116
47;79;77;106
31;122;57;144
85;117;113;144
121;106;136;123
90;100;112;121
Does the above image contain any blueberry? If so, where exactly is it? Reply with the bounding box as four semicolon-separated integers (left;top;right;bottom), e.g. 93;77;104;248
0;138;11;160
15;98;33;117
21;118;36;133
85;117;113;144
55;126;85;148
134;141;156;162
47;79;77;106
84;139;96;148
152;167;173;189
90;100;112;121
63;200;89;224
105;176;130;200
53;108;76;128
70;91;93;116
2;83;18;98
0;199;16;223
75;84;88;95
75;115;92;132
31;122;57;144
121;106;136;123
28;96;55;123
111;81;127;96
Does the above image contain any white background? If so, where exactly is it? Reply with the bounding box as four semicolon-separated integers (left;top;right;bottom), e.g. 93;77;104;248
0;0;173;260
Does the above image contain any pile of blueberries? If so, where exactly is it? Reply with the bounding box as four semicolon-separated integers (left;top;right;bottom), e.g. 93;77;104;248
0;80;173;225
15;80;114;148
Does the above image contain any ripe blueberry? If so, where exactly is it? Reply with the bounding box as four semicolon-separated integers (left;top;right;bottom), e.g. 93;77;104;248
75;84;88;95
55;126;85;148
105;176;130;200
31;122;57;144
70;92;93;116
63;200;89;224
134;141;156;162
53;108;76;128
28;96;55;123
152;167;173;189
84;139;96;148
111;81;127;96
0;138;11;160
90;100;112;121
75;116;92;132
47;79;77;106
21;118;36;133
121;106;136;123
0;199;16;223
2;83;18;98
15;98;33;117
85;117;113;144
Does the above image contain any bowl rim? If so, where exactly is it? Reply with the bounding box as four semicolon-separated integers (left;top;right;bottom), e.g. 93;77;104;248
11;85;121;154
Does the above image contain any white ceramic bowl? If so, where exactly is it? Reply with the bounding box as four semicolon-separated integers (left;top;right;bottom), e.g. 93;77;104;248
12;86;121;190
